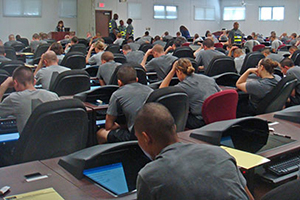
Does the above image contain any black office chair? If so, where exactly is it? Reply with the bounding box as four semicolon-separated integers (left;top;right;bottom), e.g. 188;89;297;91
103;37;113;45
240;52;265;75
164;39;175;51
0;60;25;75
49;70;90;96
30;43;51;64
213;72;240;87
261;179;300;200
148;77;180;89
146;87;189;132
78;38;88;47
74;85;119;104
17;37;29;47
12;99;88;164
256;75;298;115
109;63;148;85
45;39;56;44
113;53;127;64
173;46;194;58
11;43;25;52
84;65;99;77
215;47;226;54
139;43;153;53
60;52;86;69
68;43;87;55
0;69;9;84
291;49;300;66
205;56;237;77
105;44;120;53
4;46;17;60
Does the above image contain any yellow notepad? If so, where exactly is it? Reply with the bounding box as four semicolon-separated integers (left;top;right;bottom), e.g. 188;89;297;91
4;187;64;200
221;146;270;169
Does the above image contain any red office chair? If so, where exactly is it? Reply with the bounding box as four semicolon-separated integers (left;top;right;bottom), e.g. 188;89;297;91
252;44;265;52
202;89;238;124
214;42;223;48
182;42;190;47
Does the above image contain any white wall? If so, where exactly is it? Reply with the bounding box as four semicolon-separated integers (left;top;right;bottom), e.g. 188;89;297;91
0;0;77;42
220;0;300;37
94;0;221;38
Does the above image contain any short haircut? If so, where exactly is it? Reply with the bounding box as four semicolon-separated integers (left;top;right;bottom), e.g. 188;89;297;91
0;46;5;55
145;31;149;36
71;36;78;43
247;35;253;40
122;44;131;51
152;44;164;54
134;103;176;143
117;65;137;84
50;42;64;55
173;37;187;47
12;66;34;86
127;18;132;24
154;35;160;41
32;33;40;39
44;50;58;63
8;34;14;40
233;48;243;57
164;31;169;36
203;38;214;48
261;48;271;55
116;33;122;38
291;33;297;38
101;51;114;62
280;58;295;68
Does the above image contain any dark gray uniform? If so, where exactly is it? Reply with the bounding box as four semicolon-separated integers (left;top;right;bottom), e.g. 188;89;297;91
126;51;144;64
137;142;248;200
97;61;120;85
287;66;300;106
194;49;225;71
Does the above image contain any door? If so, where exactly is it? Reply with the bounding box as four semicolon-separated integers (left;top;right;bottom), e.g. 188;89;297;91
95;10;112;37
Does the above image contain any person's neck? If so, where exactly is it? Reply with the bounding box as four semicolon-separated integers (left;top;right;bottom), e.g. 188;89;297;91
261;71;274;79
152;138;180;159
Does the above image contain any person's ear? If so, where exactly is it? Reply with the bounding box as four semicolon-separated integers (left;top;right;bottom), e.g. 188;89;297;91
117;79;123;87
33;78;37;85
142;131;152;145
136;77;138;82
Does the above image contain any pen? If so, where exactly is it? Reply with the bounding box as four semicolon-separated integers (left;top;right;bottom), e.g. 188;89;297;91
273;132;291;139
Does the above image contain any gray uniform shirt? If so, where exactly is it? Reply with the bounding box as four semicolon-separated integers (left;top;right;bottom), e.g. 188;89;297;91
137;142;248;200
126;24;134;37
96;61;120;84
29;41;42;53
271;39;283;52
244;40;260;52
125;51;144;64
0;89;59;133
266;53;284;63
35;65;70;90
88;51;104;66
0;55;11;64
287;66;300;101
195;49;225;71
235;54;246;73
145;54;177;80
175;74;220;120
107;82;153;131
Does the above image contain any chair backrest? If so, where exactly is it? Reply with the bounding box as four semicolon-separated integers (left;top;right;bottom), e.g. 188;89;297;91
205;56;237;76
69;43;87;55
164;38;175;51
74;85;119;104
291;49;300;66
84;65;99;77
146;87;189;132
139;43;153;53
261;179;300;200
11;42;25;52
214;42;223;48
4;46;17;60
0;60;25;75
102;37;113;44
148;77;180;89
252;44;266;52
60;52;86;69
214;72;240;87
113;53;127;64
17;38;29;46
240;52;265;75
109;63;148;85
33;43;51;59
202;90;238;124
105;44;120;53
78;38;88;47
49;70;90;96
13;99;88;164
172;46;194;59
0;69;9;84
277;44;287;51
256;75;298;115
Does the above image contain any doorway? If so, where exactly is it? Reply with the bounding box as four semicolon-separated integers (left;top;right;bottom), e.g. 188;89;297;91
95;10;112;37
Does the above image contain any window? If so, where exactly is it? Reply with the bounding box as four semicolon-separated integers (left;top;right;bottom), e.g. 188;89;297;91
154;5;177;19
259;7;284;21
59;0;77;18
223;7;245;21
3;0;42;17
128;3;142;20
194;7;215;20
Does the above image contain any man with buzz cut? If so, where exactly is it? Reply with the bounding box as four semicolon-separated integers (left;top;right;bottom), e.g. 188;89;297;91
134;103;254;200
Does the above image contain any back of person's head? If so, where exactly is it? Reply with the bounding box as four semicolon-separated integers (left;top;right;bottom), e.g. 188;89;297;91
291;33;297;38
233;48;244;57
175;58;195;76
94;40;105;51
173;37;187;48
262;48;271;55
247;35;253;40
41;33;48;40
145;31;149;36
154;35;160;41
101;51;114;62
289;46;298;53
152;44;164;54
176;32;181;37
127;38;133;43
117;65;137;84
122;44;131;51
135;102;176;144
12;66;34;86
50;42;64;55
260;58;278;74
194;34;199;39
179;25;187;31
71;36;78;44
164;31;169;36
127;18;132;24
32;33;40;40
205;30;211;37
0;46;5;55
280;58;295;68
203;38;214;48
43;50;58;64
116;33;122;38
8;34;15;41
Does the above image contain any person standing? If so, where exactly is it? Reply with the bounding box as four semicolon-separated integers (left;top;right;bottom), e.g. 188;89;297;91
126;18;134;40
228;22;243;47
109;14;119;41
118;20;126;39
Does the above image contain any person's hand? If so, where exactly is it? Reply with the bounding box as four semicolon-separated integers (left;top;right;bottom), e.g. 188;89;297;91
146;49;153;56
1;77;14;89
230;46;239;51
198;66;204;71
247;68;259;76
171;61;178;72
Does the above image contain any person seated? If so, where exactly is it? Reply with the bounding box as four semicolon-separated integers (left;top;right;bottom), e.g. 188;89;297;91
86;40;106;65
288;46;298;59
160;58;220;129
279;32;289;44
244;35;260;53
0;66;59;133
29;33;42;53
162;31;173;41
0;46;11;64
176;32;181;37
136;31;152;45
289;33;298;46
4;34;22;47
179;25;191;39
49;42;65;64
206;32;219;43
280;58;300;107
262;48;284;63
152;35;166;48
127;38;140;51
164;36;187;54
228;46;245;73
219;29;228;42
113;33;125;46
193;33;203;44
96;65;153;144
34;50;70;90
97;51;121;86
134;103;253;200
122;44;144;64
141;44;177;80
56;20;65;32
89;32;103;46
236;58;281;117
194;39;225;71
270;36;283;53
64;36;78;54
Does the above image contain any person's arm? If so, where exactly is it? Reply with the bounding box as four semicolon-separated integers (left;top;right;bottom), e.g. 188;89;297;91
228;46;238;57
193;43;203;58
0;77;14;102
105;114;119;130
244;186;254;200
64;43;71;53
236;68;258;92
34;53;45;76
99;79;106;86
140;49;152;70
159;61;177;88
136;175;151;200
86;44;95;64
164;46;174;54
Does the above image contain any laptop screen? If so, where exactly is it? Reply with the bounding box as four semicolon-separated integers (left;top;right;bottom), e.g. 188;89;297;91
0;132;20;143
83;162;132;196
